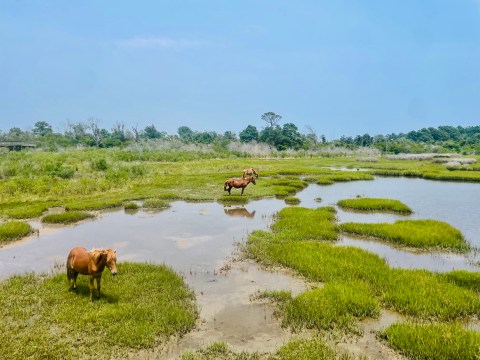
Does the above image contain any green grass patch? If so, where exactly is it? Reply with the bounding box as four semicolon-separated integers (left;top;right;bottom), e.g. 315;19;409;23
0;262;197;359
65;197;124;211
123;201;139;210
382;323;480;360
142;198;171;209
271;207;338;242
0;221;33;243
383;269;480;320
0;201;58;219
339;220;468;251
41;211;95;224
218;195;250;205
283;282;380;332
246;209;480;325
441;270;480;293
284;196;301;205
273;338;346;360
181;338;355;360
337;198;412;214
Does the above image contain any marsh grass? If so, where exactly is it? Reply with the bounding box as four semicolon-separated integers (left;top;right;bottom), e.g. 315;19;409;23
41;210;95;224
441;270;480;292
218;195;250;205
123;201;139;210
66;197;124;211
246;209;480;328
181;341;261;360
283;282;380;332
337;198;412;214
0;221;33;243
271;207;338;242
284;197;300;205
383;269;480;320
382;323;480;360
181;338;356;360
142;198;171;209
0;201;58;219
339;220;468;251
273;338;358;360
3;151;477;219
0;262;197;359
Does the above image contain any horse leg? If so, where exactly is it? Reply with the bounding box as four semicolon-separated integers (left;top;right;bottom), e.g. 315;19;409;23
89;276;95;302
96;276;101;300
228;186;232;195
241;187;245;195
73;273;78;290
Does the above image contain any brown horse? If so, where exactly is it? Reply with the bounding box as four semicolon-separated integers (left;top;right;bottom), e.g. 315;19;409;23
242;168;259;178
67;247;117;302
224;176;256;195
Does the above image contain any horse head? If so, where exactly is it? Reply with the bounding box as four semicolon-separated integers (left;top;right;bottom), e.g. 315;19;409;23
250;176;256;185
91;248;117;275
105;249;118;276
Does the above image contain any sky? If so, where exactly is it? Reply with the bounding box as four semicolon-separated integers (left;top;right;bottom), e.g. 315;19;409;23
1;0;479;139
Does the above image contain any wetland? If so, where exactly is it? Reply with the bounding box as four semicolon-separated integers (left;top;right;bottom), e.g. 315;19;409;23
1;152;480;359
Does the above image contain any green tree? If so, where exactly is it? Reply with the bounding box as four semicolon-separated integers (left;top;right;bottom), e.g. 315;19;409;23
261;112;282;128
32;121;53;137
223;131;237;142
178;126;195;141
239;125;259;143
144;125;162;139
279;123;304;150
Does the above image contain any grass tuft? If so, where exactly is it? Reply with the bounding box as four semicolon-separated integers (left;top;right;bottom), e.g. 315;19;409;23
339;220;469;251
284;196;301;205
382;323;480;360
142;199;171;209
0;221;33;243
42;211;95;224
337;198;412;214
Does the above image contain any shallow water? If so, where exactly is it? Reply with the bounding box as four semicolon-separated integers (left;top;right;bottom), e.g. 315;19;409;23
2;177;478;278
1;177;479;356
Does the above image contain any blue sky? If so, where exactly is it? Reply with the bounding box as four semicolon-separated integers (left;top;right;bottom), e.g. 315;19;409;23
1;1;479;138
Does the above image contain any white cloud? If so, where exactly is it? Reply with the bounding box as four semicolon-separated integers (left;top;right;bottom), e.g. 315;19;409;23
116;36;204;50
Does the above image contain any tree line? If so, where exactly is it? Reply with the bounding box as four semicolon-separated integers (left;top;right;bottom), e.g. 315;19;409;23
1;113;479;154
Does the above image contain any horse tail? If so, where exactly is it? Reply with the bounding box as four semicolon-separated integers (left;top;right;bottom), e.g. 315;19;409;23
67;264;75;280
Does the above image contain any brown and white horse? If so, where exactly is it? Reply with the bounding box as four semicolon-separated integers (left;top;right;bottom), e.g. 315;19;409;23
224;176;256;195
242;168;259;178
67;247;117;302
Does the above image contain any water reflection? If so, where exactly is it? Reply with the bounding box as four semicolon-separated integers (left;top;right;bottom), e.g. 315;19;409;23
224;207;256;218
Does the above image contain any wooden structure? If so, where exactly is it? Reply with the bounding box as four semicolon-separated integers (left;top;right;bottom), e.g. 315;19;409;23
0;141;36;151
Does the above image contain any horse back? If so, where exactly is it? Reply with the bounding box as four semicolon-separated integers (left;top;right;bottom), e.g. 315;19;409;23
67;247;90;276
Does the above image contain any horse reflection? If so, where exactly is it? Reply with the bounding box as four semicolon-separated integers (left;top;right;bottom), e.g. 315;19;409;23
224;207;256;218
